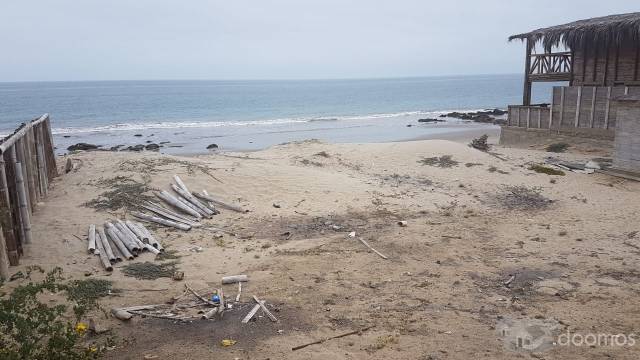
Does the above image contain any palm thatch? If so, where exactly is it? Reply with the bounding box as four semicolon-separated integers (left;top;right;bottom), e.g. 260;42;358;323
509;12;640;51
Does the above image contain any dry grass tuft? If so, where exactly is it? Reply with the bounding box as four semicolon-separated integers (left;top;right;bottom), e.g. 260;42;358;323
418;155;459;168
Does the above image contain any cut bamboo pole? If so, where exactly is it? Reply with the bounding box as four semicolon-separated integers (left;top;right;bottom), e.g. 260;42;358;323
104;225;134;260
35;125;48;197
126;221;148;243
24;129;38;207
143;243;161;255
13;160;32;245
97;229;116;263
156;191;202;219
235;282;242;302
132;211;191;231
222;275;248;284
105;222;138;254
0;230;9;280
94;232;113;271
99;227;122;262
7;146;25;250
15;140;32;216
148;201;199;222
87;224;96;253
171;184;214;216
115;220;145;249
0;157;18;265
43;116;58;179
135;222;162;251
141;202;200;227
173;175;190;193
201;190;218;213
193;192;246;213
175;193;210;218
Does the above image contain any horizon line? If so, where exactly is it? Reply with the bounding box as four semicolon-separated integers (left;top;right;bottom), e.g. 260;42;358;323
0;72;523;84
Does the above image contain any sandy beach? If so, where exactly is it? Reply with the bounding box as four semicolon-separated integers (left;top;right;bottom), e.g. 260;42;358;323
5;135;639;359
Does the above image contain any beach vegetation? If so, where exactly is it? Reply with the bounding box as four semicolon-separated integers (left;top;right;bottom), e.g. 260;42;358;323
546;142;570;153
418;155;459;168
529;164;565;176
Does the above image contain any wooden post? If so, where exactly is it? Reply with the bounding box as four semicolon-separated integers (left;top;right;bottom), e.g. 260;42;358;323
0;156;18;265
537;108;541;128
13;159;32;245
42;116;58;180
589;87;597;128
0;228;8;280
25;129;39;206
635;43;640;81
526;107;531;128
549;92;554;129
5;147;23;257
35;125;48;196
522;38;533;106
604;86;612;129
15;139;32;216
574;86;582;127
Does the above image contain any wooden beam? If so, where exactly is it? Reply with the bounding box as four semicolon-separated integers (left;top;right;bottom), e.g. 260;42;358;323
522;38;533;106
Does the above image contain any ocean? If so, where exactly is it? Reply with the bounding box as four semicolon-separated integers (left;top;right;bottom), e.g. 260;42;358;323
0;75;556;154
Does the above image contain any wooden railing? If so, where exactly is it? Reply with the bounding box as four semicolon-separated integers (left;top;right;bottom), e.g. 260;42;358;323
507;105;551;129
0;114;57;278
529;52;572;81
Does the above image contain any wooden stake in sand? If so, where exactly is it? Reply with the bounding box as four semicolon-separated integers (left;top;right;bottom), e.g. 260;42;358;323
193;192;246;213
156;191;202;219
94;231;113;271
356;237;388;260
132;211;191;231
252;295;278;322
291;326;375;351
87;224;96;253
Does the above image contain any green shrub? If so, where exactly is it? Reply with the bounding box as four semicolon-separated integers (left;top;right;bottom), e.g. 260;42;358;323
0;268;102;359
546;142;569;153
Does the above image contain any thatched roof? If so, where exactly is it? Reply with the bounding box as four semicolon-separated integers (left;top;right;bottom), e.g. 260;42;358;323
509;12;640;50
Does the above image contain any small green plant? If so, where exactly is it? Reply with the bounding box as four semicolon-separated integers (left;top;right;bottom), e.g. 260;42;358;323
546;142;569;153
0;268;103;359
121;261;178;280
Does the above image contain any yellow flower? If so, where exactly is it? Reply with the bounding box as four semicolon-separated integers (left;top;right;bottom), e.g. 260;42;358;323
88;345;98;353
75;322;88;335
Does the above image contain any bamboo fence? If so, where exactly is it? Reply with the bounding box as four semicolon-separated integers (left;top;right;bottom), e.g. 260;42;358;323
0;114;57;280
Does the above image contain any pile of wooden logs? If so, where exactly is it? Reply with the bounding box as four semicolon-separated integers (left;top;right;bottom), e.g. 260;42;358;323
88;220;162;271
0;114;57;280
131;175;245;231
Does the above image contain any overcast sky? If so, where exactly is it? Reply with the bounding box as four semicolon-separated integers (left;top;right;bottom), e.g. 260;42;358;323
0;1;637;82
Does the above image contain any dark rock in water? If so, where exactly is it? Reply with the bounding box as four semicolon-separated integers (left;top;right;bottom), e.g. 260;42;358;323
440;109;508;125
63;135;71;138
109;144;124;151
493;119;507;126
159;141;170;144
418;118;446;123
146;140;152;143
206;144;219;150
168;145;184;148
134;134;143;137
145;143;160;151
406;124;413;127
67;143;99;151
125;144;145;152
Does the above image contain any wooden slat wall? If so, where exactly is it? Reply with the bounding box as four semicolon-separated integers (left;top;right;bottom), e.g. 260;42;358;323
0;114;57;279
572;40;640;86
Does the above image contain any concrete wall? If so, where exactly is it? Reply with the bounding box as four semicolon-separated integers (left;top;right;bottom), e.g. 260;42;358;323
613;98;640;173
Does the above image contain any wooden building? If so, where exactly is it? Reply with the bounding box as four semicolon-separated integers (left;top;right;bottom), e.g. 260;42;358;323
503;12;640;174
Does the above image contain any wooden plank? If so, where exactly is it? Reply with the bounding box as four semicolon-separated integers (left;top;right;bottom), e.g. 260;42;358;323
589;87;597;128
575;86;582;127
559;87;565;127
604;86;612;129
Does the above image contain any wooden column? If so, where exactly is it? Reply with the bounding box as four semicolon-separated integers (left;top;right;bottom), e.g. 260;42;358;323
635;43;640;81
522;38;533;106
0;155;18;266
574;86;582;127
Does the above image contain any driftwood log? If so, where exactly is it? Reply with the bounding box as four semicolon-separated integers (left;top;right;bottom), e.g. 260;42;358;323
132;211;191;231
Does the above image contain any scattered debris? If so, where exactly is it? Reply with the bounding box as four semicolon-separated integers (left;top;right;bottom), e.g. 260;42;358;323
494;186;552;210
356;237;388;259
292;325;375;351
418;155;459;168
529;164;565;176
469;134;490;151
397;221;407;227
